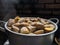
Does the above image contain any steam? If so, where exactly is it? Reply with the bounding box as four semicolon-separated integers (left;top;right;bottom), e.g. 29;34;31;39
2;0;19;21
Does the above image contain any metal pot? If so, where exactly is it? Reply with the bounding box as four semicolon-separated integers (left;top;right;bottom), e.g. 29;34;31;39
0;21;8;45
0;18;59;45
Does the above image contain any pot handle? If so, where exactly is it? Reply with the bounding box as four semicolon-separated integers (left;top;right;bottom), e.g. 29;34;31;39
0;20;6;32
49;18;59;24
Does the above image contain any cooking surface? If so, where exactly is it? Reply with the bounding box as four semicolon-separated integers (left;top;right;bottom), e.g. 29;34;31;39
4;40;57;45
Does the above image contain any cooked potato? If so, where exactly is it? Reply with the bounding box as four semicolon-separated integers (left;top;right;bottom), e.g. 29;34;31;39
7;19;15;26
25;18;30;22
40;19;50;24
30;18;38;22
31;22;43;25
27;25;36;32
44;24;55;32
27;21;32;24
14;16;20;23
12;25;19;32
18;18;25;23
44;24;55;28
13;23;20;26
31;22;44;29
34;30;44;34
20;27;30;34
20;22;29;26
7;16;55;34
8;27;12;30
44;27;54;32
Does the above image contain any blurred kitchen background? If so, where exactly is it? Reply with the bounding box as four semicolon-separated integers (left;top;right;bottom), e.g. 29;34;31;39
0;0;60;22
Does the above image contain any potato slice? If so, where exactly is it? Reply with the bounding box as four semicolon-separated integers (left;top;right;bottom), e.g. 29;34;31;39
34;30;44;34
44;27;54;32
12;25;19;32
44;24;55;31
20;27;30;34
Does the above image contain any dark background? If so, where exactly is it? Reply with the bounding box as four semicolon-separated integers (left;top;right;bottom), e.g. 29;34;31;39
0;0;60;21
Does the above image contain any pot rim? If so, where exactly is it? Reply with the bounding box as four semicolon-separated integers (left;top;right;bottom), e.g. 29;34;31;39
5;20;58;36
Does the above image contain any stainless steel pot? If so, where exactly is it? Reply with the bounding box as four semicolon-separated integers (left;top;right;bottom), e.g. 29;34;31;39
0;18;59;45
0;21;8;45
